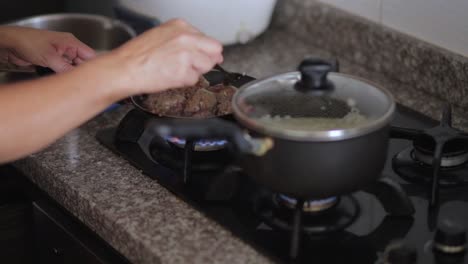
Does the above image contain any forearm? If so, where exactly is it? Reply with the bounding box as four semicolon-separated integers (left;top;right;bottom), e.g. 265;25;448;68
0;19;223;163
0;26;20;68
0;26;17;49
0;55;123;163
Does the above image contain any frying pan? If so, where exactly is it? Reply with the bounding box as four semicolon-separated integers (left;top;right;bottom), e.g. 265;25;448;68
129;68;255;119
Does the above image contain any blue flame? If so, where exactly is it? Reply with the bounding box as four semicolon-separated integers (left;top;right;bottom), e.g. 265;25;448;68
278;194;337;207
165;136;228;148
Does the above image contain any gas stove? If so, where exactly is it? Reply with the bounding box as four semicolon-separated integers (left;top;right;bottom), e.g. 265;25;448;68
97;104;468;264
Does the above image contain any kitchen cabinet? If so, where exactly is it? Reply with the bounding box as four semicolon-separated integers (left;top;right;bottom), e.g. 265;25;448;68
32;200;129;264
0;166;129;264
0;202;32;264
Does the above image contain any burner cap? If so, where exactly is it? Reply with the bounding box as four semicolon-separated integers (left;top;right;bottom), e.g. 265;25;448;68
413;137;468;168
392;147;468;187
254;194;359;234
276;194;338;213
412;149;468;168
414;135;468;156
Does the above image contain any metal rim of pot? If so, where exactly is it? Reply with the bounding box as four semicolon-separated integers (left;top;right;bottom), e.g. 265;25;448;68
148;58;397;157
5;13;137;77
7;13;137;38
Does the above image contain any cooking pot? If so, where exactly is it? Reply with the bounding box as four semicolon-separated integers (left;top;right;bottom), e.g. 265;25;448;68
3;13;136;112
7;13;136;76
146;58;396;199
8;13;136;51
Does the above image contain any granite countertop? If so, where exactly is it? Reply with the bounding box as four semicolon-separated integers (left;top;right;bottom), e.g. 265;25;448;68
9;27;468;264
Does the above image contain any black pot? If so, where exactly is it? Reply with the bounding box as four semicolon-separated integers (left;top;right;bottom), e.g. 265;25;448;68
148;58;396;199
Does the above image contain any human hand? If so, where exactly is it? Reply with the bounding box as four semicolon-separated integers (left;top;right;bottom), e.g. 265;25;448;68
0;26;96;73
96;19;223;97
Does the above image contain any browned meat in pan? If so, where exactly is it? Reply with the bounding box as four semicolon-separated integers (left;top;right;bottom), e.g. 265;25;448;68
184;77;210;98
143;76;237;118
191;110;216;118
145;90;186;116
212;85;236;115
184;88;217;116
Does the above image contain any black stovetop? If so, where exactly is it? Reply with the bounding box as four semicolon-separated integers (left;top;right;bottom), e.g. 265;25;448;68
97;104;468;264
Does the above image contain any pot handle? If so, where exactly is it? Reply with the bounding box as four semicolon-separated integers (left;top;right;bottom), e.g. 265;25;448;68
147;118;274;156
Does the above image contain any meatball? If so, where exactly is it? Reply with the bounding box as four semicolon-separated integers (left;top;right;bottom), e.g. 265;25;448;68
196;76;210;89
191;110;215;118
206;83;224;93
145;90;186;116
143;76;209;116
184;88;217;116
212;85;236;115
142;76;238;118
217;101;232;116
183;77;210;98
214;85;236;102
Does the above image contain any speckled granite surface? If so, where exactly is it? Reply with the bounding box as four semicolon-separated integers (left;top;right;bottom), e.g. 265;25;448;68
223;29;468;131
6;1;468;264
272;0;468;111
13;112;271;264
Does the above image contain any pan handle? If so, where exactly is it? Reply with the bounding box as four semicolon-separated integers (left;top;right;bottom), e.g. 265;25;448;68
147;118;274;156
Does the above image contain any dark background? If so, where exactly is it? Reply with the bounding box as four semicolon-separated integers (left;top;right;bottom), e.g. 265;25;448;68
0;0;116;23
1;0;64;23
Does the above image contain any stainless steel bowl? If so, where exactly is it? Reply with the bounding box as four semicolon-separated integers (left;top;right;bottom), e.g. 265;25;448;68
8;13;136;51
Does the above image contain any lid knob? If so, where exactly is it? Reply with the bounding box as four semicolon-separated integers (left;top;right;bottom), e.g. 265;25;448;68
295;58;339;91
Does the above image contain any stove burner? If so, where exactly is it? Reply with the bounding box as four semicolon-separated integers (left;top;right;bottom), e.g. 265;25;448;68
391;104;468;206
165;136;228;151
254;194;359;235
413;137;468;167
413;148;468;168
98;104;418;263
393;148;468;187
277;194;338;213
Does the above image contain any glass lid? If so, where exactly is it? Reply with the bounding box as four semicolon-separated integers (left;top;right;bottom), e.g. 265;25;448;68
232;58;395;141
